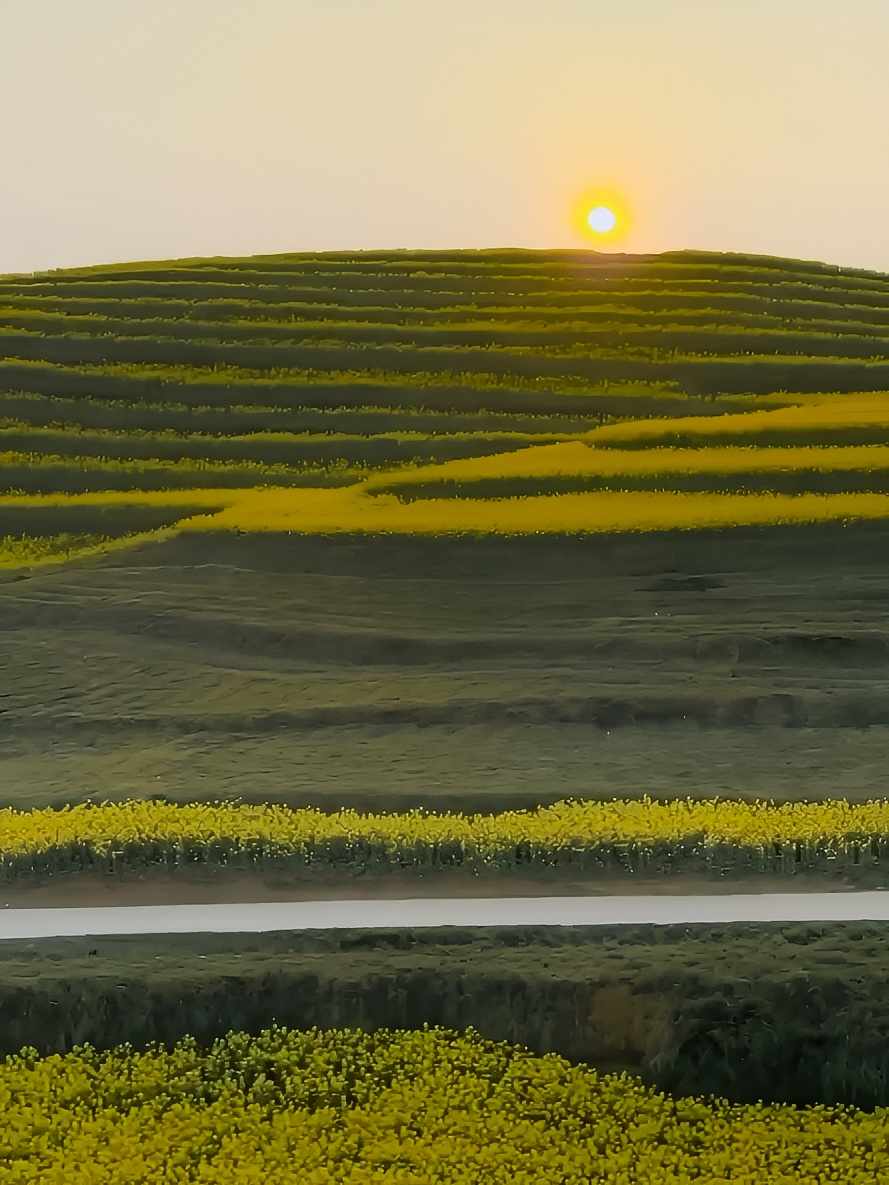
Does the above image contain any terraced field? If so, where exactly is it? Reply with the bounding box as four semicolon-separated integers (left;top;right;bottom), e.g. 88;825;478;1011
0;249;711;504
3;247;889;553
2;248;889;822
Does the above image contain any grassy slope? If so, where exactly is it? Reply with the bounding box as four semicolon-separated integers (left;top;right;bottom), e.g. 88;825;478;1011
3;524;889;815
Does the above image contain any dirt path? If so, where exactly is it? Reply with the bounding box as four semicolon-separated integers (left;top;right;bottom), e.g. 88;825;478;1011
0;866;859;910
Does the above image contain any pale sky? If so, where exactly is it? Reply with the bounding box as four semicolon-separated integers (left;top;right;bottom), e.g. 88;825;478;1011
2;0;888;275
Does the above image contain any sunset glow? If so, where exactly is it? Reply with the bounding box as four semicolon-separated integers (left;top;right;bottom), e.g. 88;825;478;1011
1;4;888;275
571;187;631;246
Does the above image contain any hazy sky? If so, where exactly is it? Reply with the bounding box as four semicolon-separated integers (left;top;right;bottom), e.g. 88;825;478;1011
2;0;888;275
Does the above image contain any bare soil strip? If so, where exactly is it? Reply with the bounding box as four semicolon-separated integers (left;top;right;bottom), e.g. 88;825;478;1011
0;866;860;910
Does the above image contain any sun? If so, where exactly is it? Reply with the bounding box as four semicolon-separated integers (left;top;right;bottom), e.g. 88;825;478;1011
588;206;616;233
571;187;630;246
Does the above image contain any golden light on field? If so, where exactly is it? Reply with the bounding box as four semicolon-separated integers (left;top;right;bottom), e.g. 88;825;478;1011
571;186;630;245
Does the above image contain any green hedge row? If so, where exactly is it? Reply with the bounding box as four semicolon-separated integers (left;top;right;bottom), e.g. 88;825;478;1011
3;922;889;1108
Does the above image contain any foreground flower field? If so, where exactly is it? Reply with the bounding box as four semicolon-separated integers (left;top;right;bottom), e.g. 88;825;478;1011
1;1026;885;1183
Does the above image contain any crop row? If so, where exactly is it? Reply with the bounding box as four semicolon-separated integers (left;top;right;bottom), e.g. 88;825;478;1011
5;483;889;539
0;532;116;568
12;274;885;304
0;389;607;437
0;426;582;498
4;351;889;412
190;483;889;535
589;394;889;449
5;319;889;358
15;340;880;389
365;439;889;501
4;251;889;410
0;358;684;415
401;439;889;481
0;425;563;468
7;303;889;338
2;1024;886;1183
8;292;889;332
376;470;889;499
4;797;889;881
7;254;888;295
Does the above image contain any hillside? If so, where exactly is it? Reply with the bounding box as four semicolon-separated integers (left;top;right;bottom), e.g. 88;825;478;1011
2;248;889;551
2;248;889;820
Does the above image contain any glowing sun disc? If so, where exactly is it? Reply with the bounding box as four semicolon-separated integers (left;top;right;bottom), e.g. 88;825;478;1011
571;187;630;245
588;206;617;234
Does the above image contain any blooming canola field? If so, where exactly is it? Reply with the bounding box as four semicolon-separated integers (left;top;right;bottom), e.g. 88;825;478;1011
4;797;889;880
4;1026;888;1184
5;247;889;555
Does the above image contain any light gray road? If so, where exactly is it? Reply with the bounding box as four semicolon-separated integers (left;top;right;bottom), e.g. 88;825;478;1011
2;892;889;940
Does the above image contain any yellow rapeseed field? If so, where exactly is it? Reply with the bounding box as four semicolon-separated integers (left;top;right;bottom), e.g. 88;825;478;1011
1;1025;886;1183
2;797;887;867
0;534;108;568
8;392;889;544
363;440;889;489
5;391;889;551
587;392;889;448
175;484;889;535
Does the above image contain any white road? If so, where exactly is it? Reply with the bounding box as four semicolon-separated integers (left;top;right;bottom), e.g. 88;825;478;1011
2;892;889;940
